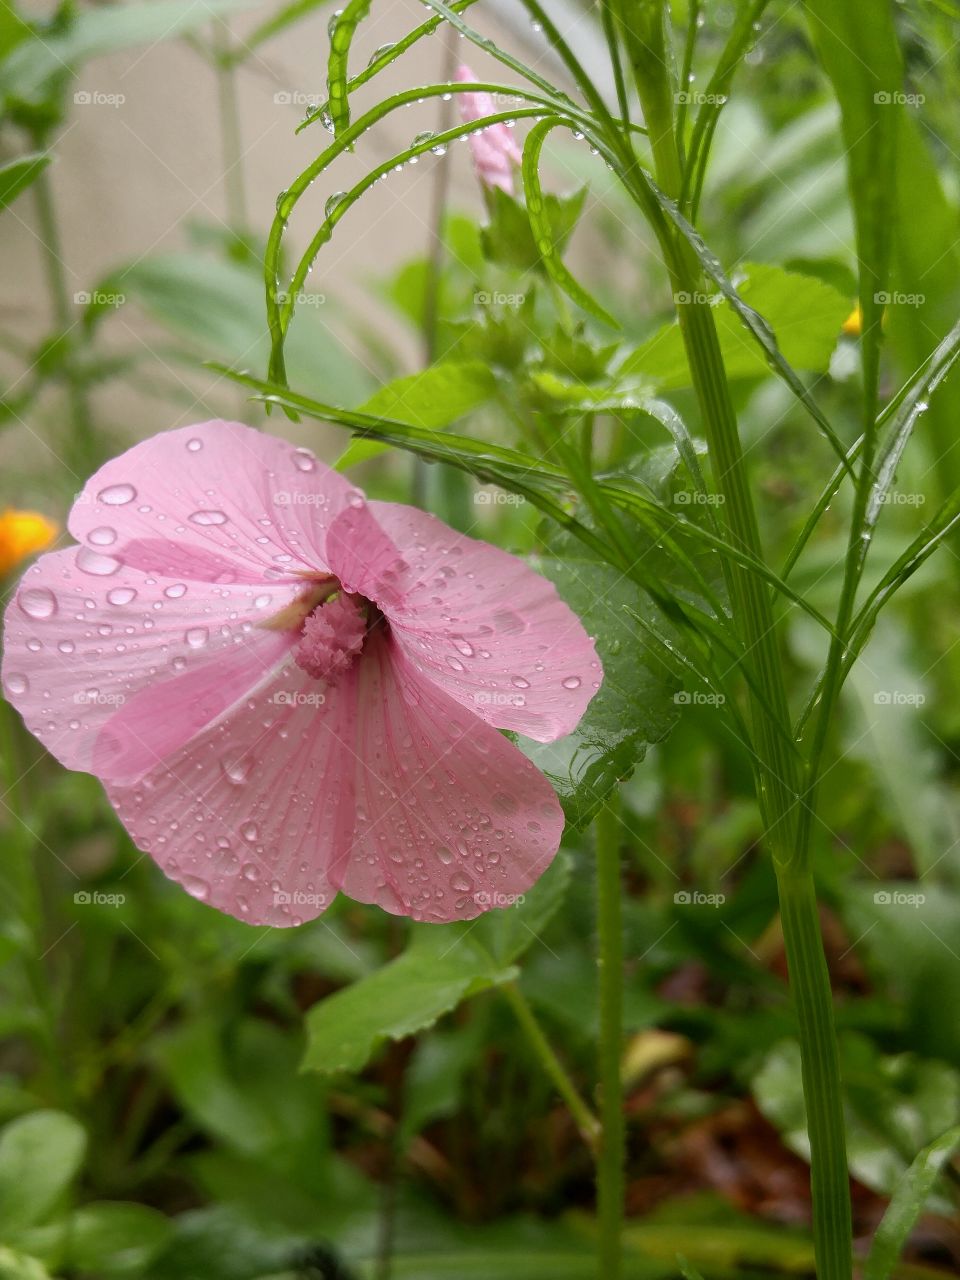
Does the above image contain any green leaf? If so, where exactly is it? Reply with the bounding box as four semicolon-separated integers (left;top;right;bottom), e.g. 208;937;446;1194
0;153;49;211
303;928;517;1076
53;1203;171;1275
481;183;587;275
618;263;849;388
0;1248;52;1280
93;250;371;405
358;360;497;430
326;0;370;136
0;0;258;102
0;1111;86;1235
523;551;681;826
303;855;570;1075
865;1125;960;1280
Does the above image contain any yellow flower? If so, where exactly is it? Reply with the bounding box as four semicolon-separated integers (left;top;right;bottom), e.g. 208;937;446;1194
842;305;862;336
0;508;58;577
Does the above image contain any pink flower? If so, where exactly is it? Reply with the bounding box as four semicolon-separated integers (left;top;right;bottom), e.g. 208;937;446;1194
2;422;601;926
456;64;523;194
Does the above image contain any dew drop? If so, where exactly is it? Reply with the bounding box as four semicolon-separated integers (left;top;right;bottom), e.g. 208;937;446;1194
185;626;209;648
18;587;57;620
562;675;582;690
241;821;259;843
221;756;250;785
189;509;228;526
97;483;137;506
5;672;28;694
107;587;137;606
182;875;210;901
511;675;530;689
325;191;348;219
57;640;75;654
76;547;121;577
292;448;316;472
164;583;187;599
89;526;117;546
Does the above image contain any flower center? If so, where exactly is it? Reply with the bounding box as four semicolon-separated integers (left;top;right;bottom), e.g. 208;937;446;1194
293;591;368;682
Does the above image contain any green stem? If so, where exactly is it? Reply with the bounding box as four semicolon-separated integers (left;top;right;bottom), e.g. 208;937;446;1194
502;983;600;1151
30;143;94;474
214;20;248;234
596;794;624;1280
621;11;852;1278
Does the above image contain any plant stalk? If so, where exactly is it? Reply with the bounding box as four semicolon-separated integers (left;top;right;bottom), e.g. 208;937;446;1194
596;795;625;1280
622;10;852;1278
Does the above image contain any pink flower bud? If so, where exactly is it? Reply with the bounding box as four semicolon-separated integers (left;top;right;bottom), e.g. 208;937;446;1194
456;65;523;194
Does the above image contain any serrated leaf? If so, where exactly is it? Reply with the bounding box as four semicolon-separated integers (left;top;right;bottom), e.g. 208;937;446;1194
0;1111;86;1235
619;263;848;388
481;184;586;274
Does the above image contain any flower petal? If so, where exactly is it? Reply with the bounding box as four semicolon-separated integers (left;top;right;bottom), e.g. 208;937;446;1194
335;629;564;922
69;421;359;582
2;547;302;777
106;660;359;926
326;501;602;742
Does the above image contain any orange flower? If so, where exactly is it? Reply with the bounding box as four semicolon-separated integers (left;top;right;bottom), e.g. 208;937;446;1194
0;508;58;577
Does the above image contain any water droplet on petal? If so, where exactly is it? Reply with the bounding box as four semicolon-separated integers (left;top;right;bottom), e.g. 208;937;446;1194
292;448;316;472
186;437;203;452
164;583;187;599
5;672;28;694
89;526;117;546
241;821;259;843
18;587;57;619
189;509;228;527
511;675;530;689
185;626;208;648
76;547;121;576
98;483;137;506
107;587;137;606
562;675;582;689
183;875;210;900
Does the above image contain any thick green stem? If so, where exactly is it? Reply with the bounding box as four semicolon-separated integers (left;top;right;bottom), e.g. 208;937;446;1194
623;11;852;1278
503;983;600;1152
596;795;624;1280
